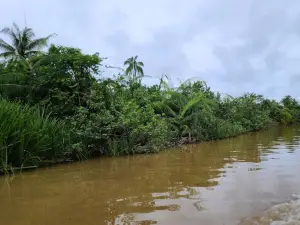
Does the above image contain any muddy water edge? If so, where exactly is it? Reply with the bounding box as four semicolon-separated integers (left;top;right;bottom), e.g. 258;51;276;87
1;125;300;225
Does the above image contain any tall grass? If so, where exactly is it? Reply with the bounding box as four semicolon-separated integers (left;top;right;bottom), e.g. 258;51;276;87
0;99;71;173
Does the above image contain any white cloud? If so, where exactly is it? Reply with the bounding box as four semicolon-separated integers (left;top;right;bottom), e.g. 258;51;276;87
1;0;300;98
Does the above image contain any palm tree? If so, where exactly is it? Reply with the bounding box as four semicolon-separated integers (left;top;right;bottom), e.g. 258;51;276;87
0;23;55;60
154;89;213;142
124;55;144;84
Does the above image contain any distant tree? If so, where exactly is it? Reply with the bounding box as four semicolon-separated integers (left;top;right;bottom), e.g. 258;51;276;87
124;55;144;84
0;23;55;59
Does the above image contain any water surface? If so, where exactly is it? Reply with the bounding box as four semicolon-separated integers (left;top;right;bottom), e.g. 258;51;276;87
1;126;300;225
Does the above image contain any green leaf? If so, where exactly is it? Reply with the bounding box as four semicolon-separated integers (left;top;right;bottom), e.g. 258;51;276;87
125;64;133;75
181;93;205;117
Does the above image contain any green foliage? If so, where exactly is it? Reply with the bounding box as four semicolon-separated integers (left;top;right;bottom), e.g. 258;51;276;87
68;80;170;156
22;45;101;117
0;23;55;59
0;23;300;172
0;99;71;173
281;95;300;123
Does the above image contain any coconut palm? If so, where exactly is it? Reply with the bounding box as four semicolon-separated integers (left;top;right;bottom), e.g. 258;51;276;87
0;23;55;59
124;55;144;83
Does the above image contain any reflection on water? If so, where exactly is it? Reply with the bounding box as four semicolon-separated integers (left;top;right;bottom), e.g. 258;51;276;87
1;126;300;225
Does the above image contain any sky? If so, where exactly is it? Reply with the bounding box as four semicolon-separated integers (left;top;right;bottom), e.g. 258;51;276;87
1;0;300;99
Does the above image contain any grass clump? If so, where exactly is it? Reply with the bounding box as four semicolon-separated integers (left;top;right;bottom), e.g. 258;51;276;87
0;99;71;173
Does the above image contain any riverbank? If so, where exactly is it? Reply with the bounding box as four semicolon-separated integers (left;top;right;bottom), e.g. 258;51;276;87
0;99;296;175
1;24;300;174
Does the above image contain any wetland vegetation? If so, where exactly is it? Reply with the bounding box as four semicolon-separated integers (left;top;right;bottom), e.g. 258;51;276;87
1;23;300;173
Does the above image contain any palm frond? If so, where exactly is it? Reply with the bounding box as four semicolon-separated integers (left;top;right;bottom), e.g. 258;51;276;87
0;39;15;52
26;34;55;51
165;90;187;105
136;66;144;76
0;51;16;59
0;27;13;35
181;94;205;117
153;101;177;117
12;23;21;37
137;61;144;67
30;55;53;69
158;74;170;91
124;57;133;65
125;64;133;75
181;112;201;123
1;27;19;48
23;27;35;40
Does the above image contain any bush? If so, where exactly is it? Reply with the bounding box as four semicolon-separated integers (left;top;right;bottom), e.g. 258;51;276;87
69;100;170;156
214;119;246;139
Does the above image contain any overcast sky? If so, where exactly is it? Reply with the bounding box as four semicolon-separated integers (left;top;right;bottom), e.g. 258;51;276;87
1;0;300;99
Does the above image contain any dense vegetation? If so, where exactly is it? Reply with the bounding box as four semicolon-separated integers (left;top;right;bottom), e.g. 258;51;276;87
0;24;300;173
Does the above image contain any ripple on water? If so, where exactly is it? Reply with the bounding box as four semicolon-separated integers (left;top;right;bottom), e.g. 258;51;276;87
240;194;300;225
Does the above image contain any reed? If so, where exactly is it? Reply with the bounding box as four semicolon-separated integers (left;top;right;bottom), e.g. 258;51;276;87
0;100;71;172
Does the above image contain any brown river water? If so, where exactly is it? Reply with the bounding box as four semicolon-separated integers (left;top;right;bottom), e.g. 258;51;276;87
1;125;300;225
